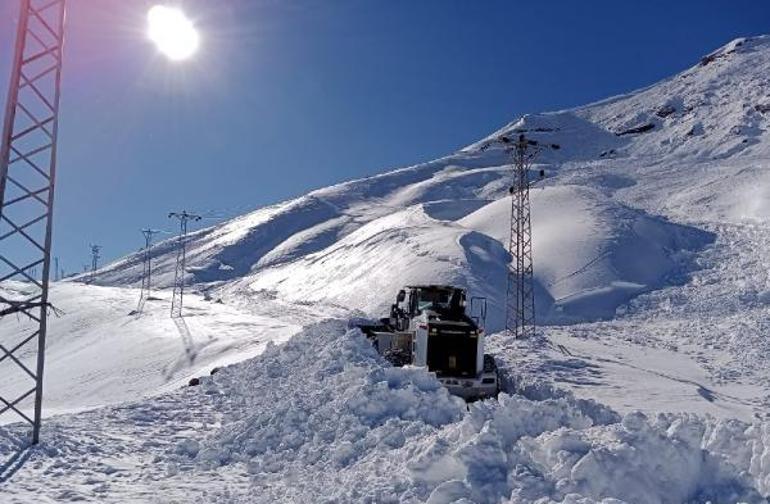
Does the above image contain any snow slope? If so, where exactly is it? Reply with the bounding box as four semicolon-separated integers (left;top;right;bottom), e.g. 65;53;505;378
3;34;770;502
0;281;301;421
2;323;769;503
86;43;770;332
460;185;712;324
88;158;713;331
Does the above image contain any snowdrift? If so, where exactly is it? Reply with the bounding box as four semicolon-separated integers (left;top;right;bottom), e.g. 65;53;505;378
187;323;770;503
460;185;714;324
174;323;770;502
4;322;761;502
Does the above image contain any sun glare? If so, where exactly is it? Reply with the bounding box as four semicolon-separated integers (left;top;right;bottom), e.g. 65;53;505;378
147;5;199;61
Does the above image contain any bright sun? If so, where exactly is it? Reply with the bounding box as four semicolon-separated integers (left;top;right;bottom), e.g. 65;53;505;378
147;5;199;61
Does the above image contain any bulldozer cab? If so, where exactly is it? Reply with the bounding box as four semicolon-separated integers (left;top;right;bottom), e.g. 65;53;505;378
404;285;466;317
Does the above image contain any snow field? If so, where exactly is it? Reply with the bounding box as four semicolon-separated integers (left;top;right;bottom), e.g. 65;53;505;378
2;320;770;502
168;324;770;502
0;281;300;422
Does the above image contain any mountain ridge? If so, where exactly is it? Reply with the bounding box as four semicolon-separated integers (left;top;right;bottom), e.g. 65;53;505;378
83;35;770;331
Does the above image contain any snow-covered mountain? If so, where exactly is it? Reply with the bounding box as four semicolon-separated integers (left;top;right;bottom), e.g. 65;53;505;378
88;36;770;327
3;35;770;502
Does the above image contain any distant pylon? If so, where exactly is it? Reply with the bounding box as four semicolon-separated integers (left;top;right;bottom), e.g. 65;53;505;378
168;211;201;318
480;133;548;338
54;257;59;281
136;228;161;313
88;244;101;284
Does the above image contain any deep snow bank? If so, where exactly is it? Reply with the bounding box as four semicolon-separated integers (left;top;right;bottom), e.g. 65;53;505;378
460;185;714;324
196;320;465;461
163;322;770;503
420;403;768;503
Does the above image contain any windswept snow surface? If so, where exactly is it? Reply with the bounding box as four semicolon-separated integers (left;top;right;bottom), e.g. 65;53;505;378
2;323;769;503
0;281;306;421
459;185;712;324
4;35;770;501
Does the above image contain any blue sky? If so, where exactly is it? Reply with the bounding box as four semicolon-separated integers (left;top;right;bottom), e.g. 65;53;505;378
1;0;769;271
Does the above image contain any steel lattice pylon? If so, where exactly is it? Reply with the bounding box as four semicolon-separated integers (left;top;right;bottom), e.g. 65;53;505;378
135;228;161;314
505;135;537;339
0;0;67;443
88;243;101;284
480;133;547;338
169;211;200;318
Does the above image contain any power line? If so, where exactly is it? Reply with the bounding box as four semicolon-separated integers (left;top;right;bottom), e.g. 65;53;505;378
168;211;201;318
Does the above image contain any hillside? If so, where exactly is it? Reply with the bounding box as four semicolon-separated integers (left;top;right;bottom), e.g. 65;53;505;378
89;36;770;328
3;35;770;502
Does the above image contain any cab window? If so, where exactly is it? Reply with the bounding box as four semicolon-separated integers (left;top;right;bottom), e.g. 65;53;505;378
417;289;451;311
